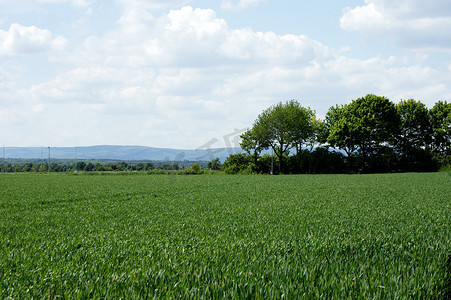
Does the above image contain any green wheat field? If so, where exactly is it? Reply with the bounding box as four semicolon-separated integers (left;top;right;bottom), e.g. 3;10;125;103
1;173;450;298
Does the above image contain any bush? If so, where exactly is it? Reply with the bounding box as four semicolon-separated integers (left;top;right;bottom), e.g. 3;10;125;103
182;163;204;175
223;153;254;174
434;153;451;172
207;158;222;171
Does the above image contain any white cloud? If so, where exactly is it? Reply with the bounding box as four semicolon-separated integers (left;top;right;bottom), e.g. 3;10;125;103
1;4;450;148
0;23;68;56
166;6;227;39
221;0;266;11
219;29;333;64
75;5;334;69
340;0;451;48
66;6;230;68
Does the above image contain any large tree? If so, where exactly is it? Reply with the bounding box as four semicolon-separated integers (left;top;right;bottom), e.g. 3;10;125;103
429;101;451;155
396;99;432;154
327;94;400;169
325;104;358;157
249;100;315;173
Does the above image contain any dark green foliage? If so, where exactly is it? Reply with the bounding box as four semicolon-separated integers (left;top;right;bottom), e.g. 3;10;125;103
319;104;346;146
251;100;315;173
183;162;203;174
160;162;181;171
396;99;432;152
288;147;347;174
0;173;449;298
364;146;400;173
222;153;253;174
429;101;451;156
76;161;86;171
328;94;400;170
0;159;212;174
255;153;273;174
240;128;263;164
207;158;222;171
85;162;95;171
238;95;449;174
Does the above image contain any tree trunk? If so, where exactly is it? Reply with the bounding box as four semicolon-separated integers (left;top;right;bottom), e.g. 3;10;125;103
272;144;283;175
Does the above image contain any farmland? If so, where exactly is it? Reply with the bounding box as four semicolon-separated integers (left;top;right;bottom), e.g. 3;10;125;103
0;173;450;298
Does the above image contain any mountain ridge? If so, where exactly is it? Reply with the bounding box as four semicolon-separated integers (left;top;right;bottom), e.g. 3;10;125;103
1;145;243;162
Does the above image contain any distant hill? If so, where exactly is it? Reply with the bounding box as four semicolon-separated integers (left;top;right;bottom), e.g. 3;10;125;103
2;145;243;162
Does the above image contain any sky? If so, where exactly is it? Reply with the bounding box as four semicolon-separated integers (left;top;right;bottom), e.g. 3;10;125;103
1;0;451;149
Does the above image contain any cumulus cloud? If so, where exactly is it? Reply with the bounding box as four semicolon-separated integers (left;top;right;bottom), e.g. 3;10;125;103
219;30;333;65
340;0;451;48
221;0;266;11
46;5;339;103
0;23;67;56
34;6;451;109
74;5;334;69
2;4;451;148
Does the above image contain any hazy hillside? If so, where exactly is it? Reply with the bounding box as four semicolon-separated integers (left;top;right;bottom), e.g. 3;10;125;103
2;145;242;162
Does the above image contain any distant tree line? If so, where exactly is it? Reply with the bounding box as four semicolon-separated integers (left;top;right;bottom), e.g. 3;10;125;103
223;95;450;174
0;159;209;173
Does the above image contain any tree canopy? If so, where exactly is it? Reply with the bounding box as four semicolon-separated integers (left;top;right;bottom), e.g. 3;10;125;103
327;94;400;170
228;95;450;174
396;99;432;153
429;101;451;156
247;100;316;173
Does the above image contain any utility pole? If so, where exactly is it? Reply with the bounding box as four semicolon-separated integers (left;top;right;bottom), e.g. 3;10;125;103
48;147;50;175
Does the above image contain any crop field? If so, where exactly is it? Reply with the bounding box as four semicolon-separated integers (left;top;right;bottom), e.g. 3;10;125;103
0;173;450;298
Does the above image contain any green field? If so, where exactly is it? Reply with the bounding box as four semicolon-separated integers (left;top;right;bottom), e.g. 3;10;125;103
1;173;450;298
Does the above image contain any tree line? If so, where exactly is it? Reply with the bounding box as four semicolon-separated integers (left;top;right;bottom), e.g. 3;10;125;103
0;160;208;173
223;94;450;174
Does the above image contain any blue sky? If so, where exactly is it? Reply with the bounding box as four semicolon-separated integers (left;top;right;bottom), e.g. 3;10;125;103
1;0;450;149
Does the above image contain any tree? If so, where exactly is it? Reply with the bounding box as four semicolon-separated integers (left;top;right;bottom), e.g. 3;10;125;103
76;161;86;171
207;158;222;170
222;153;253;174
85;162;94;172
250;100;315;174
145;162;154;170
291;106;316;153
321;105;344;142
326;104;358;157
395;99;433;170
94;163;104;171
327;94;400;170
396;99;432;152
429;101;451;156
185;162;203;174
22;162;33;172
240;128;264;166
117;162;128;171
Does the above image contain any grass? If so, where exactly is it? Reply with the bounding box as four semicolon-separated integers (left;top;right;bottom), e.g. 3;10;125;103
0;173;450;298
